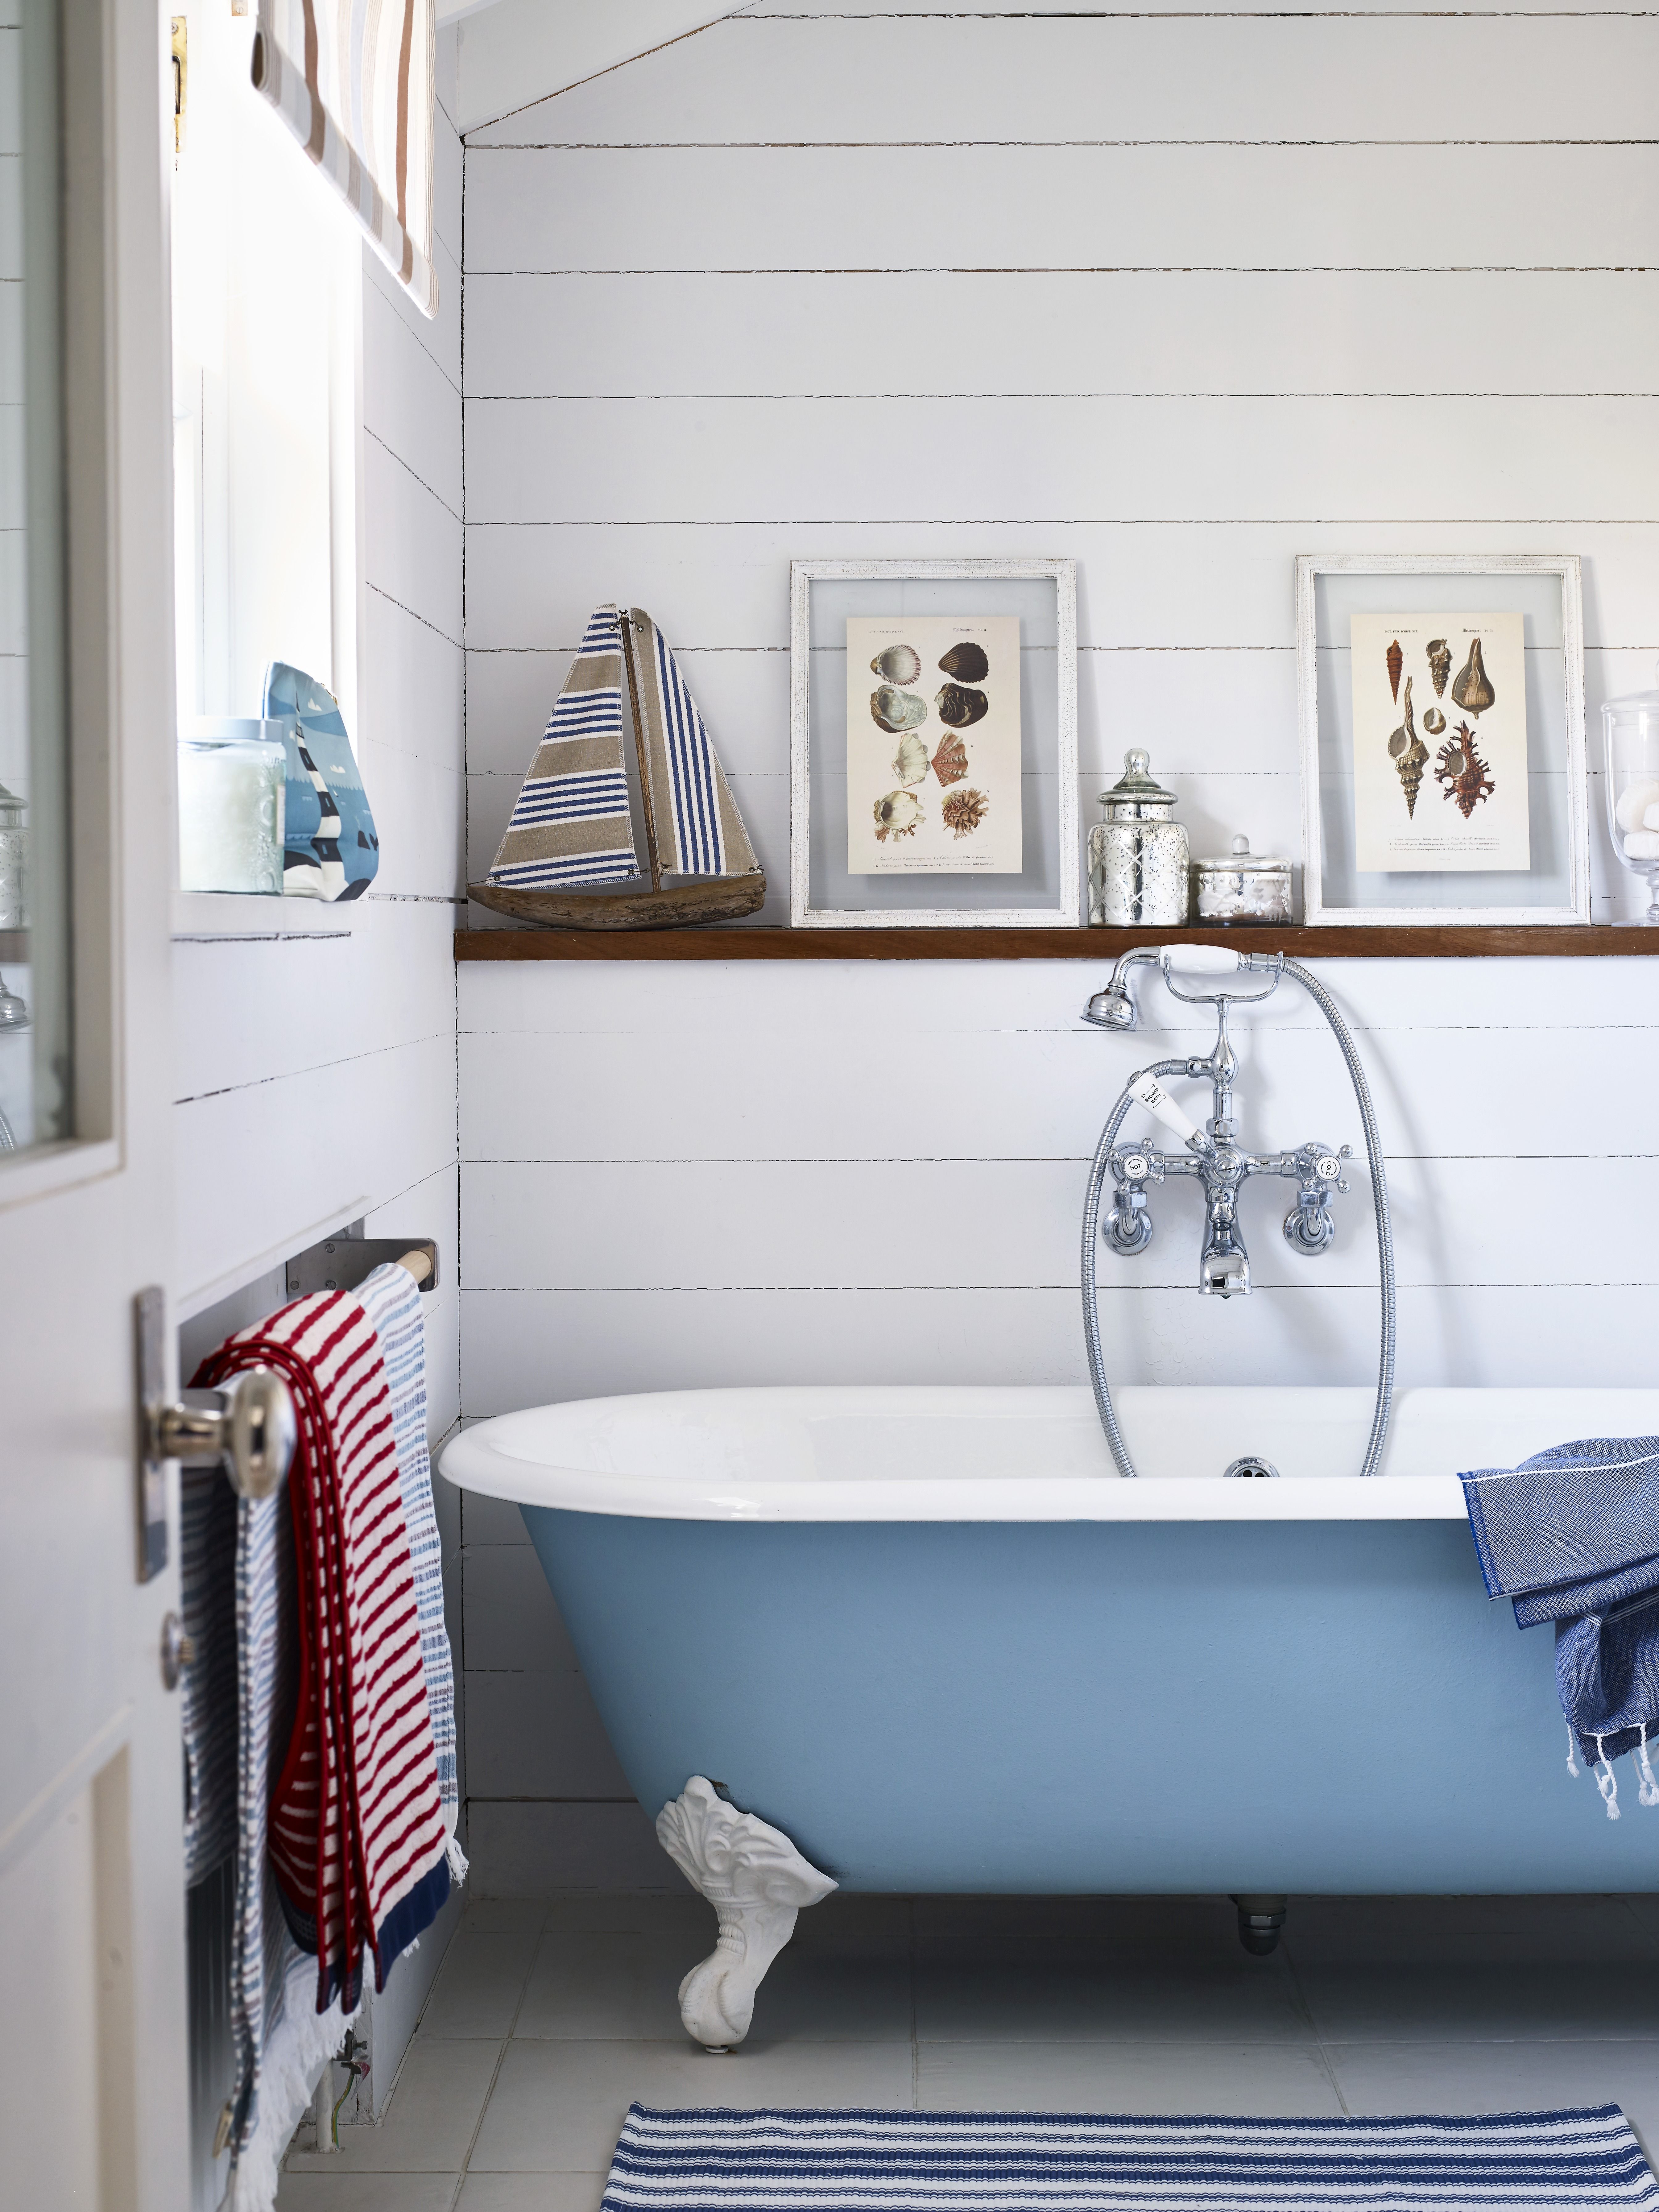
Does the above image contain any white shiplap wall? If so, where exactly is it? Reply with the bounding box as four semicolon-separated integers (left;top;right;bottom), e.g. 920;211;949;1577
173;32;468;2087
456;4;1659;1891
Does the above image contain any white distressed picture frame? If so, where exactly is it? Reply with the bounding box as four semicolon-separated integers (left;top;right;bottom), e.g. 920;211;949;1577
790;558;1080;928
1297;553;1589;927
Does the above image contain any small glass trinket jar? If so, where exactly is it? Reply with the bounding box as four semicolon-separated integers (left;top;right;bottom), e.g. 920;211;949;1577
1191;835;1293;926
0;781;25;929
1603;664;1659;923
1088;748;1189;926
178;719;287;894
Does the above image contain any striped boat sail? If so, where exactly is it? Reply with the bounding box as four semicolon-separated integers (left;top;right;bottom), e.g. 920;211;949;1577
480;602;765;902
486;604;643;892
627;609;760;881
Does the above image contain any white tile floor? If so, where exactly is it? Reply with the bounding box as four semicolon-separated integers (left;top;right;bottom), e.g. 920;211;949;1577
277;1890;1659;2211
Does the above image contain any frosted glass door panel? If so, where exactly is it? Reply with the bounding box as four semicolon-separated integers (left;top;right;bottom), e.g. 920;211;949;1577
0;0;71;1154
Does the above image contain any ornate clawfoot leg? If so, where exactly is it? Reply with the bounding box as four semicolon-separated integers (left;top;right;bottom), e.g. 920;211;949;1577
655;1776;837;2052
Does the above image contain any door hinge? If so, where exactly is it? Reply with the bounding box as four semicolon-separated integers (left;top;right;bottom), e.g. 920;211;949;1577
134;1285;169;1583
171;17;187;158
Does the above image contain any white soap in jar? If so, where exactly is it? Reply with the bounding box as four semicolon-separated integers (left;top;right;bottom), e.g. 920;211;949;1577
178;728;287;893
1615;778;1659;834
1624;830;1659;860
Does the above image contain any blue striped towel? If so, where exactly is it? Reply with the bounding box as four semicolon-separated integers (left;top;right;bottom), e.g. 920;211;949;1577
223;1482;354;2212
179;1462;238;1886
355;1261;464;1876
600;2105;1659;2211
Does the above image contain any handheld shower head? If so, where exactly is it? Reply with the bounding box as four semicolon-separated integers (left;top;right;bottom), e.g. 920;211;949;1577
1080;946;1164;1030
1082;983;1137;1030
1082;942;1275;1034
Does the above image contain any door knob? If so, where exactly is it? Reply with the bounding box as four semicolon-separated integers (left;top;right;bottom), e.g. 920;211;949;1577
148;1368;298;1500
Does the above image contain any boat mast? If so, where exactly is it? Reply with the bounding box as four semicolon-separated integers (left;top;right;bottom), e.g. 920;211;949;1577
620;609;664;893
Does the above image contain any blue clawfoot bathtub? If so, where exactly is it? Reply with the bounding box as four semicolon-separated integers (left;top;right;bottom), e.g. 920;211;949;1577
440;1382;1659;1894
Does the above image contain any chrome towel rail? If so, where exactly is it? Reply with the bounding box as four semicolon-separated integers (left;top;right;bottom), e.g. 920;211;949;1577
136;1244;434;1585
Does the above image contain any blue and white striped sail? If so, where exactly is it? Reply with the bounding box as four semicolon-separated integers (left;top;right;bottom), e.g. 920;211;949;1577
486;603;643;891
629;610;759;881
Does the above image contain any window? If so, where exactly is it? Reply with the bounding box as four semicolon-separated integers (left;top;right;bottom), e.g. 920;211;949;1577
170;3;361;744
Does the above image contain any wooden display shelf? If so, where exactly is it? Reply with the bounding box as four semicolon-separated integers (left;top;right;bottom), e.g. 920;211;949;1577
456;923;1659;963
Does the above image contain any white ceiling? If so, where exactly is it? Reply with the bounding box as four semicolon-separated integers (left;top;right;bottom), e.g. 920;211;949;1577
441;0;743;136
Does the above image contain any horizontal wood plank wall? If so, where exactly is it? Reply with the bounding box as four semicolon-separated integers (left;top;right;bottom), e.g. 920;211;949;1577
173;29;470;1988
456;3;1659;1889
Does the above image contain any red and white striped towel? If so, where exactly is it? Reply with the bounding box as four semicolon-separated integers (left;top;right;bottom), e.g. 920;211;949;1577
196;1290;450;2012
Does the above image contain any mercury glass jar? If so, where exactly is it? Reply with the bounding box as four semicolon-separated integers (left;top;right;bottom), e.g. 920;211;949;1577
178;719;287;894
1191;835;1293;926
0;781;24;929
1088;748;1189;926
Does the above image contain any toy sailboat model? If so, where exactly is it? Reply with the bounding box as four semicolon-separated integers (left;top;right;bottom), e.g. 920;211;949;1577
468;603;765;928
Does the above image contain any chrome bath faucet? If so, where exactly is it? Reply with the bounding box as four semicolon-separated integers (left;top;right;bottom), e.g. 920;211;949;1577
1083;948;1350;1299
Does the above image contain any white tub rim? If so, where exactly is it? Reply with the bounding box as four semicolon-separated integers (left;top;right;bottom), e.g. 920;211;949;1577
436;1382;1657;1525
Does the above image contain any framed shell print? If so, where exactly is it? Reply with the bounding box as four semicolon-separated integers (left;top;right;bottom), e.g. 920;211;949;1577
1297;554;1589;926
790;559;1080;927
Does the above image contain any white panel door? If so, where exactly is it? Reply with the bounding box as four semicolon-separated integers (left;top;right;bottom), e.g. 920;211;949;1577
0;1;188;2206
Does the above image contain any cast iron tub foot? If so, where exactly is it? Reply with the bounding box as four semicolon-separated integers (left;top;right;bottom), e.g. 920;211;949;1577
656;1776;837;2050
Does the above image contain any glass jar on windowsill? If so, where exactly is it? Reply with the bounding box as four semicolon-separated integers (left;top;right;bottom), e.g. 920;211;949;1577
178;718;287;895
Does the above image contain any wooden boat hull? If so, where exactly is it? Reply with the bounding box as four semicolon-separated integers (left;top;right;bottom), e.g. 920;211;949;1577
467;872;766;931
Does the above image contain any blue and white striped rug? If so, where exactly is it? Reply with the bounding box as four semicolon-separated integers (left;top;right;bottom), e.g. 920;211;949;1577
600;2105;1659;2210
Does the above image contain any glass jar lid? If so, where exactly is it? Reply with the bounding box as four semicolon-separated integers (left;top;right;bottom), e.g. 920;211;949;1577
1099;746;1177;818
1603;662;1659;752
1603;662;1659;717
1193;835;1289;875
180;715;288;752
0;781;23;826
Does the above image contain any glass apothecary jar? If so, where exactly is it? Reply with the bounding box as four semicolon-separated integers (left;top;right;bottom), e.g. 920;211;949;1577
1191;835;1293;926
178;719;287;894
0;781;25;929
1088;748;1189;926
1604;667;1659;924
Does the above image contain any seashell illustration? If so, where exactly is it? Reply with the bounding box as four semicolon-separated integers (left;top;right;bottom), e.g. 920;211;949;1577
871;685;928;735
1386;639;1403;703
931;731;969;787
1387;677;1429;817
942;787;989;838
870;644;922;686
892;731;930;787
873;789;923;843
936;682;988;729
938;641;989;684
1423;706;1446;736
1450;636;1495;716
1436;722;1495;818
1427;639;1452;696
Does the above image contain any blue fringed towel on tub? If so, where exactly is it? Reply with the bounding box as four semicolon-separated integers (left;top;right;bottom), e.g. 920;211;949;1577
1462;1435;1659;1818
